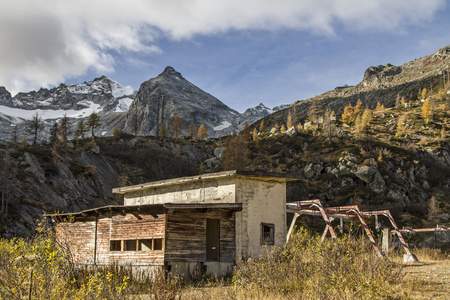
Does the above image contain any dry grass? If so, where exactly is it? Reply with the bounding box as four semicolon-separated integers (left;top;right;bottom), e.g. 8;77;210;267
2;225;449;299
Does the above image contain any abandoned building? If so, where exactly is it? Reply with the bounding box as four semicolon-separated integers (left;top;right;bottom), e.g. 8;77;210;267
49;170;298;278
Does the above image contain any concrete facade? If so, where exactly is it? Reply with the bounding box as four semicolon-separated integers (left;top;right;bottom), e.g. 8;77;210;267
114;170;296;260
52;170;297;279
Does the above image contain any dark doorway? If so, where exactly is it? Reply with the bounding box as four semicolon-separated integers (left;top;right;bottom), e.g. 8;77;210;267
206;219;220;261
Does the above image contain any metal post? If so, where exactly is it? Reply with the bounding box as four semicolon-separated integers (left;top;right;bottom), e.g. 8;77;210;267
286;213;300;242
382;227;390;255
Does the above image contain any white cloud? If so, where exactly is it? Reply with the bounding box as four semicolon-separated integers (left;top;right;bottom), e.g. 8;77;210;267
0;0;445;94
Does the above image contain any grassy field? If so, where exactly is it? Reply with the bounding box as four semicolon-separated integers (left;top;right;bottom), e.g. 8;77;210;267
1;226;448;299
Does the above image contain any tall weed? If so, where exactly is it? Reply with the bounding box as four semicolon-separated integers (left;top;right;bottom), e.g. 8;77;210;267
233;228;405;299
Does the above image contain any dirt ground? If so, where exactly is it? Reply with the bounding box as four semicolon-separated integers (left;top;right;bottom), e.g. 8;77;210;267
401;260;450;299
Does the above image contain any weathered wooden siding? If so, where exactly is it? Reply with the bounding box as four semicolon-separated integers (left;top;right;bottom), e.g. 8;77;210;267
56;221;96;264
55;212;166;266
165;209;236;262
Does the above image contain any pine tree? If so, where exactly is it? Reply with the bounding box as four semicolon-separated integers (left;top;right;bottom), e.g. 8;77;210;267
252;128;259;143
87;112;102;138
159;121;168;137
396;114;407;137
74;119;88;141
322;108;336;140
354;115;363;137
259;119;265;133
354;99;363;114
188;118;197;139
170;115;184;139
375;101;382;111
58;114;71;148
422;88;428;100
49;123;59;145
113;126;122;139
221;135;249;170
198;124;208;139
26;112;44;145
287;107;296;128
341;103;354;125
308;99;321;124
242;122;251;141
361;108;373;133
422;99;432;124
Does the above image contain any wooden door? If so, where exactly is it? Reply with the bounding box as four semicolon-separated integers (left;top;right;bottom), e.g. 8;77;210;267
206;219;220;261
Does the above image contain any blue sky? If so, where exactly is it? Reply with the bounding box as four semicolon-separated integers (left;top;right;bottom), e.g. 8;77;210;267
1;1;449;112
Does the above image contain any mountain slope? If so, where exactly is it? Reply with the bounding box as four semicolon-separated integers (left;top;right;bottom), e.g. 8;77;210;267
259;45;450;129
124;66;241;137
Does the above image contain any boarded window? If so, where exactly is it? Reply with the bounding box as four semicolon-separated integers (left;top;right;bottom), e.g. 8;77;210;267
261;223;275;245
110;240;121;251
111;239;164;251
139;239;152;251
153;238;164;250
125;240;137;251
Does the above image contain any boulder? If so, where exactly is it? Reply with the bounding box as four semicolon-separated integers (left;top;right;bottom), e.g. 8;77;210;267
304;162;324;179
353;166;385;193
214;146;224;158
285;127;297;138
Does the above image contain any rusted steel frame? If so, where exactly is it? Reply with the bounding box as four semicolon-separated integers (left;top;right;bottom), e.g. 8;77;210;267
362;210;414;257
321;217;335;242
287;200;337;240
323;205;382;256
400;225;449;233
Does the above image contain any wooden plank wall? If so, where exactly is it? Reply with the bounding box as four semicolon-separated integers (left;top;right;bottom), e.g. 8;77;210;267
55;213;166;266
56;221;96;264
165;209;236;262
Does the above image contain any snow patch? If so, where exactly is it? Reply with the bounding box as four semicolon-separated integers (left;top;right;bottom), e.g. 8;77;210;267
213;121;232;131
114;97;133;112
0;102;101;121
110;81;135;99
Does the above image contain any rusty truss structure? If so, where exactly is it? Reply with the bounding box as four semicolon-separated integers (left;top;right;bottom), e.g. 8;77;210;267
286;200;449;261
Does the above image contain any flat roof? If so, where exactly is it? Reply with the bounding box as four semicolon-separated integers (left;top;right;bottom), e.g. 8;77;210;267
112;170;299;194
45;202;243;221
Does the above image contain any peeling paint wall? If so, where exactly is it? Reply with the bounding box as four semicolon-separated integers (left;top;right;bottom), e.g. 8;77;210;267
235;178;287;259
122;175;288;261
123;178;236;205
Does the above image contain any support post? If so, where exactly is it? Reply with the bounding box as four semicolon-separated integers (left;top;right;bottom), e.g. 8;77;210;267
93;214;98;265
382;227;390;255
287;213;300;242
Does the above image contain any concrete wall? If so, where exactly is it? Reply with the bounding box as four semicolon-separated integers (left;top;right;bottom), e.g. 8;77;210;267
124;177;236;205
167;262;234;280
235;178;287;259
122;175;288;261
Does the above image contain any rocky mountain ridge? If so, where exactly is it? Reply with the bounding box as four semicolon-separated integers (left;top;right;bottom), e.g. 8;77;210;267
0;68;283;141
259;45;450;128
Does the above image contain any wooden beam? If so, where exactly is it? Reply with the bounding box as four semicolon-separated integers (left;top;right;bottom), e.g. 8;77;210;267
131;212;142;220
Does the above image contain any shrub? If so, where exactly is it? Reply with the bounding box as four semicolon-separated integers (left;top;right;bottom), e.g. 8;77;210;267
0;222;131;299
233;228;405;299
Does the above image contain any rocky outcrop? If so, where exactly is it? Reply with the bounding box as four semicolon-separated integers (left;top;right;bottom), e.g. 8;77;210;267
353;166;386;194
258;45;450;129
123;66;241;138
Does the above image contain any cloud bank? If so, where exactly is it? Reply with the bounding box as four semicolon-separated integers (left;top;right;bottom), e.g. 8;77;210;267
0;0;445;94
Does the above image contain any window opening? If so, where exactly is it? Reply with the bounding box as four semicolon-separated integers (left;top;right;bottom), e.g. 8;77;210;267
261;223;275;245
110;238;165;251
110;240;121;251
